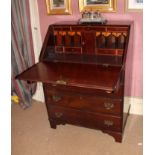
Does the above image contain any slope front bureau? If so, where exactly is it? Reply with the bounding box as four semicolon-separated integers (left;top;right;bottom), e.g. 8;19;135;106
16;21;131;142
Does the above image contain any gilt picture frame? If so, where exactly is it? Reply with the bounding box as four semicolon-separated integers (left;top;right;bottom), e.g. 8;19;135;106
125;0;143;12
46;0;72;15
79;0;117;12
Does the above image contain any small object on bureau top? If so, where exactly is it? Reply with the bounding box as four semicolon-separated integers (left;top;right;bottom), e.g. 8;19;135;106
79;10;107;24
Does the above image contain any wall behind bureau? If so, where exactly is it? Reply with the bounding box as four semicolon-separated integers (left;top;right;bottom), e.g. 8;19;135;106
37;0;143;98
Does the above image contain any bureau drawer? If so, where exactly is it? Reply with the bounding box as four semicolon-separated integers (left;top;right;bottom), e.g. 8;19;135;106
45;88;122;115
49;105;122;132
64;47;82;54
44;83;124;99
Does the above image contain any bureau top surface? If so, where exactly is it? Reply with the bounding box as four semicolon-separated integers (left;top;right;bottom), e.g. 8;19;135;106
51;20;132;26
16;61;122;92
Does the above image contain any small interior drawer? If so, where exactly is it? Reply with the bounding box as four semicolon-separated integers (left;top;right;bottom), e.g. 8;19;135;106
55;46;63;53
53;26;70;31
107;27;128;32
64;47;82;54
96;49;124;56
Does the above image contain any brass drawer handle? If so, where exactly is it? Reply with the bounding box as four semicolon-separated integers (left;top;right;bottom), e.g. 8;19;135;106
104;120;114;126
55;75;68;85
105;91;112;94
56;79;67;85
52;95;62;102
104;102;114;110
55;112;63;118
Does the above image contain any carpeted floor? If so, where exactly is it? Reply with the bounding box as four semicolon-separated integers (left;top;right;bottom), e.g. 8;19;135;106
12;100;143;155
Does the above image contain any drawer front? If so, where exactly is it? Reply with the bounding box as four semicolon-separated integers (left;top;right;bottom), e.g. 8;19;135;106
64;47;82;54
49;105;122;132
44;83;124;99
53;26;70;31
107;27;128;32
71;26;84;31
44;87;122;115
96;49;124;56
55;46;63;53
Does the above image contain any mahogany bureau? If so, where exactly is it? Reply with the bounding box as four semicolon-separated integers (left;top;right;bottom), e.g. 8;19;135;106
16;21;131;142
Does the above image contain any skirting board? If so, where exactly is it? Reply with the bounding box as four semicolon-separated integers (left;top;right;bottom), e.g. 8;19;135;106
33;86;143;115
32;83;45;102
124;97;143;115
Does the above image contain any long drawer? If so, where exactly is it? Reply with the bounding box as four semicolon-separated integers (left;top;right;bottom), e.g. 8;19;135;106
45;87;122;115
49;105;122;132
44;83;123;100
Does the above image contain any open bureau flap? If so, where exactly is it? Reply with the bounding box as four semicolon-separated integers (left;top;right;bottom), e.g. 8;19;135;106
16;61;122;92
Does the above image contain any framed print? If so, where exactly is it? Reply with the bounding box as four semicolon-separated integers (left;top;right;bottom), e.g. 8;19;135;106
79;0;117;12
125;0;143;12
46;0;72;15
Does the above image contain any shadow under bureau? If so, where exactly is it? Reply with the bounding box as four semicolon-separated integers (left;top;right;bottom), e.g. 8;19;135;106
16;21;131;142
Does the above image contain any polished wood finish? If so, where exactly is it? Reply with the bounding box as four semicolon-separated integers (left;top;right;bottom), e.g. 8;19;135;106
16;21;131;142
44;85;122;115
16;62;122;92
49;105;122;131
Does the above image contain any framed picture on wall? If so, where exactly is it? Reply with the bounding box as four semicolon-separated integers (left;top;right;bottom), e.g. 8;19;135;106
46;0;72;15
79;0;117;12
125;0;143;12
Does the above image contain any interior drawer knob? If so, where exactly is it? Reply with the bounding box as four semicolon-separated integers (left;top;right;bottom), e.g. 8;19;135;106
52;95;62;102
82;42;85;45
104;102;114;110
55;112;63;118
104;120;114;126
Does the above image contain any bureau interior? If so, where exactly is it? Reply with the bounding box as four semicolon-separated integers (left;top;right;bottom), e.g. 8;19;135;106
41;24;130;66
